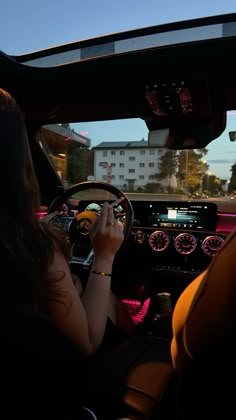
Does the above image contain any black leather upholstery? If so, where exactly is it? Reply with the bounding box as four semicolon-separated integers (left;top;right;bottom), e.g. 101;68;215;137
88;334;176;419
0;308;176;419
176;358;236;419
0;308;90;419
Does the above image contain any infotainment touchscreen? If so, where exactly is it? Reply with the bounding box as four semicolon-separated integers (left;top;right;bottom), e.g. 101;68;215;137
148;202;217;231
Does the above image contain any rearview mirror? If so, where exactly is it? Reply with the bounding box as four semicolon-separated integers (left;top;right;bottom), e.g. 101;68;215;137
148;121;214;150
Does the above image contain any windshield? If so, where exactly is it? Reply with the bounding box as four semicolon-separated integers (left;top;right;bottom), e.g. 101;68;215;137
40;111;236;203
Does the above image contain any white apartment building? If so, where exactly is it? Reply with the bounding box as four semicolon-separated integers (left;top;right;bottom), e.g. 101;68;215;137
93;140;168;191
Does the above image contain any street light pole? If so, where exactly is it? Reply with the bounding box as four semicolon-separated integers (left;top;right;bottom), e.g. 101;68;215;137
201;160;207;194
226;180;230;194
185;150;189;194
206;171;211;192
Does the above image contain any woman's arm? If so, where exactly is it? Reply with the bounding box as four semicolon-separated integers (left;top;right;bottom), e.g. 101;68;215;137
45;202;124;356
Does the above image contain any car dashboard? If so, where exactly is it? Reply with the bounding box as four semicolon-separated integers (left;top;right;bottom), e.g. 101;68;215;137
63;198;236;308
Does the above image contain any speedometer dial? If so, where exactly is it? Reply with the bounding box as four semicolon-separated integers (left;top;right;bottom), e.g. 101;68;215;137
85;203;102;213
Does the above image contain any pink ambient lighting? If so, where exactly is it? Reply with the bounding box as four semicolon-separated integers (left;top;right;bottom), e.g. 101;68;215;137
216;213;236;232
122;298;150;324
36;212;48;219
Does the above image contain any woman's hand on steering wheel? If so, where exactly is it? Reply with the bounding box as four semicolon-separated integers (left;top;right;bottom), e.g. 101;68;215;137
89;202;124;262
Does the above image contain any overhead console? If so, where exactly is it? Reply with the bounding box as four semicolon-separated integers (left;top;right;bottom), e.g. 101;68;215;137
145;79;196;118
145;76;226;149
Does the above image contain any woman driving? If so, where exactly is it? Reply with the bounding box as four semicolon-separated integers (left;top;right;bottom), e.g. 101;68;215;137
0;87;134;356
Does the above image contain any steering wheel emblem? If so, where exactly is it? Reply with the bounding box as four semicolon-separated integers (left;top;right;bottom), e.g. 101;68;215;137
76;211;98;235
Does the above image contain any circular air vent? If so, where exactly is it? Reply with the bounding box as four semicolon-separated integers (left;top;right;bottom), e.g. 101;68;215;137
149;230;170;252
174;233;197;255
202;235;224;257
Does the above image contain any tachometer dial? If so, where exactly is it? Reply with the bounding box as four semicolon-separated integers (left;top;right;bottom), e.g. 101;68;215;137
149;230;170;252
174;233;197;255
202;236;224;257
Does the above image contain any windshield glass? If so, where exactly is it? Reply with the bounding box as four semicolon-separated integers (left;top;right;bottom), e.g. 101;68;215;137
40;111;236;203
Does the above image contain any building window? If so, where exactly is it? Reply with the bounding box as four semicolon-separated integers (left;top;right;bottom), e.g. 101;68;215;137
111;175;115;180
140;150;145;155
158;150;164;155
149;150;155;155
139;175;145;180
119;163;124;168
111;163;116;167
129;156;135;161
129;169;135;173
120;151;125;156
148;175;155;180
102;175;107;181
149;162;154;167
140;163;145;167
103;151;108;157
119;175;124;180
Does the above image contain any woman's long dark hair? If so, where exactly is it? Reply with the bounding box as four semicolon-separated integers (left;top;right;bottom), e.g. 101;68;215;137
0;88;69;306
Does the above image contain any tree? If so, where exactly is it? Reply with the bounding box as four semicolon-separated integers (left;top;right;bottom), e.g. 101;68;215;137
67;147;94;184
155;148;209;193
228;162;236;194
155;150;178;189
176;149;208;193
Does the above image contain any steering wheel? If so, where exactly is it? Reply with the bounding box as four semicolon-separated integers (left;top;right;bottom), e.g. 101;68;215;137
48;181;134;269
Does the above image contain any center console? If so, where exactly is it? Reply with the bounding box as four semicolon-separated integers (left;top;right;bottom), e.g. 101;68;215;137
129;201;225;276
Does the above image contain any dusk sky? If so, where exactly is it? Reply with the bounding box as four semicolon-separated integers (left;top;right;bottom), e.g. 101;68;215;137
1;0;236;179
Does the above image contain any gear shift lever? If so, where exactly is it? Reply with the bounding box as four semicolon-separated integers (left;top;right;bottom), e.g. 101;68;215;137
148;292;173;338
154;292;172;316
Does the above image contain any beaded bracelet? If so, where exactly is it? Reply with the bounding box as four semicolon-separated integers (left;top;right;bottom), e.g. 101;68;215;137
91;270;112;277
